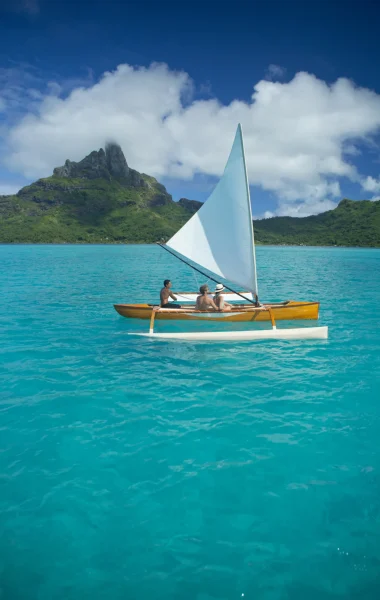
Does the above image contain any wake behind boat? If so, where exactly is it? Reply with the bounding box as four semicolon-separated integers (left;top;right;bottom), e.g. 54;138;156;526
114;124;328;341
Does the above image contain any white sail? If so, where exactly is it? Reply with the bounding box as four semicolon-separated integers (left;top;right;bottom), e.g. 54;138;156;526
166;124;258;296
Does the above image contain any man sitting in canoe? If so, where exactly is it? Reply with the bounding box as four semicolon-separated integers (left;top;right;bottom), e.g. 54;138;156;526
213;283;232;311
196;284;219;311
160;279;181;308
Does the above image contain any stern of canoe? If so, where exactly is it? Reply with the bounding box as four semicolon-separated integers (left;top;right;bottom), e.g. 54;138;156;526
259;301;320;321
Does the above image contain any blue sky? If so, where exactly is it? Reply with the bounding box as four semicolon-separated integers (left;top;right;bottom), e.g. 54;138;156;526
1;0;380;217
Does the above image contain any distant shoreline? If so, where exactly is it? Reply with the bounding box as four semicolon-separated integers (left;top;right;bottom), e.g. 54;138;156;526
1;242;379;249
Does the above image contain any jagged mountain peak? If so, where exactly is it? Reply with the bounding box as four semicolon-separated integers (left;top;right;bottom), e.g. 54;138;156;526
105;142;129;179
53;142;134;183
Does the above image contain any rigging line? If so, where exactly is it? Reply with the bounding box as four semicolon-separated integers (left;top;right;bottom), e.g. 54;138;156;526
175;293;194;300
157;243;258;305
192;267;201;290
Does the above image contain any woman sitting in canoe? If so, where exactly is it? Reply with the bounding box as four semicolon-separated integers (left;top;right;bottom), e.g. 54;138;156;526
196;284;219;311
213;283;232;312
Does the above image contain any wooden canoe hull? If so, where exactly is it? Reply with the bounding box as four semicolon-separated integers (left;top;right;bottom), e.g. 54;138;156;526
113;301;320;322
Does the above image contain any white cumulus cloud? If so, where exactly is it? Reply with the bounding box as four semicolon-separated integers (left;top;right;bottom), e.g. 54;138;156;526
3;62;380;216
361;175;380;193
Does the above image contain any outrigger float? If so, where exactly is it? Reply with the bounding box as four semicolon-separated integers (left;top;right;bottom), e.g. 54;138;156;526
114;124;328;342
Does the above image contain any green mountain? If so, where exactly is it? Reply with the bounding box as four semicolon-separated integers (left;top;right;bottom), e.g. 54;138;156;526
0;143;379;246
0;143;198;244
254;199;380;247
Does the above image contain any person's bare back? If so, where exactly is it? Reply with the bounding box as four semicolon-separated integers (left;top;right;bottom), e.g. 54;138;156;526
195;284;218;311
160;287;170;306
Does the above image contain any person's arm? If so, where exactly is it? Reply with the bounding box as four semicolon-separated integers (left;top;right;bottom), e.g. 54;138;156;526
210;298;219;311
169;291;178;301
219;295;225;310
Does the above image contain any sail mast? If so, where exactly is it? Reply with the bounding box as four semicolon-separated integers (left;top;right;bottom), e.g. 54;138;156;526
238;123;259;299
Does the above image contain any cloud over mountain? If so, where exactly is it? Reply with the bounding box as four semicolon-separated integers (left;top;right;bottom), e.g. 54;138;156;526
3;63;380;216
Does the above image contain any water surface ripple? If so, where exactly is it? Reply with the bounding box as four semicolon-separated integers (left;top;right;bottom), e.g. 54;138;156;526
0;245;379;599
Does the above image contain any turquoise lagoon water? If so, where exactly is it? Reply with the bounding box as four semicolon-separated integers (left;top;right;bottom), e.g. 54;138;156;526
1;244;380;600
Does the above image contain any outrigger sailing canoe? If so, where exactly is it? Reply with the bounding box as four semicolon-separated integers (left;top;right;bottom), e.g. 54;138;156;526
115;124;328;342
